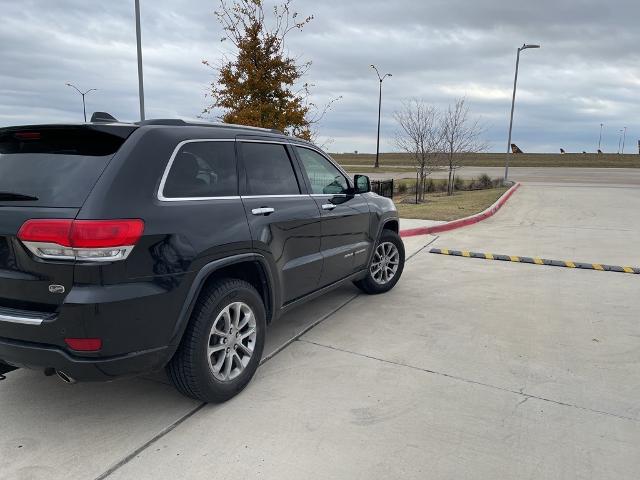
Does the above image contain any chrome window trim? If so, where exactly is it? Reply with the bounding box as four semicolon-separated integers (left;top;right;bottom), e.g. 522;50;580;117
157;138;237;202
241;194;310;199
157;137;351;202
237;139;289;145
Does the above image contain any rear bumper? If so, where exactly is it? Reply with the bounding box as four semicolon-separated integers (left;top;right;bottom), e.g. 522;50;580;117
0;336;171;381
0;274;192;379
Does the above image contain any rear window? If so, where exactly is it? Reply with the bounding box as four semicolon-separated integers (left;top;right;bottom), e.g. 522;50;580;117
162;141;237;199
0;127;131;207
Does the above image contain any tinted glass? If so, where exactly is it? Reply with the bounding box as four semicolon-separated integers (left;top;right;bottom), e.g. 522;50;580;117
0;127;129;207
242;143;300;195
296;147;349;195
163;141;237;198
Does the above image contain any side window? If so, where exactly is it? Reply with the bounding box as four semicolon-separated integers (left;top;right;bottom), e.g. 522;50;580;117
296;147;350;195
163;141;237;198
242;142;300;195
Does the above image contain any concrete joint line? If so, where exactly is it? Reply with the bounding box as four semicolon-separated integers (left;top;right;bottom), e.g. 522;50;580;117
298;339;639;423
430;248;640;275
94;236;439;479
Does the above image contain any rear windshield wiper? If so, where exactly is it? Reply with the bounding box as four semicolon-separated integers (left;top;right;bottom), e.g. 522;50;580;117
0;192;39;201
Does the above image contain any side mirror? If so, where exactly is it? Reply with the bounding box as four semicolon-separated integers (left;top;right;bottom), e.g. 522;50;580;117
354;175;371;194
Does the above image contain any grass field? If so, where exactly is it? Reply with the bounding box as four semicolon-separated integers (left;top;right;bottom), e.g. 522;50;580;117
332;152;640;169
395;187;509;221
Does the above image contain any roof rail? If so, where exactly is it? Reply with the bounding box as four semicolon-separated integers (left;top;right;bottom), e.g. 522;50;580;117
137;118;283;134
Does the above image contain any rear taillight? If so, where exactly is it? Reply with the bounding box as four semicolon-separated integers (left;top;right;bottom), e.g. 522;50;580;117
18;219;144;262
65;338;102;351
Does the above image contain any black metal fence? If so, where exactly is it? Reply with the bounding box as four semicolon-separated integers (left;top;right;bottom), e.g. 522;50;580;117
371;179;394;199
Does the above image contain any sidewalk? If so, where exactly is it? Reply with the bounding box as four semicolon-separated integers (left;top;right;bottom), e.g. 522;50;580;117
400;218;447;231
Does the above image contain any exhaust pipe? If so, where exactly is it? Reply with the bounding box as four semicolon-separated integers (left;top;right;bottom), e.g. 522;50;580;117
56;370;76;384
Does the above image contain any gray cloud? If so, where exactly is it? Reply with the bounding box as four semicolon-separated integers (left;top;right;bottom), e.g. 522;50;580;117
1;0;638;153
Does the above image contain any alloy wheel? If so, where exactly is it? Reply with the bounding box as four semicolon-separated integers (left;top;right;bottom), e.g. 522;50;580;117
370;241;400;285
207;301;257;381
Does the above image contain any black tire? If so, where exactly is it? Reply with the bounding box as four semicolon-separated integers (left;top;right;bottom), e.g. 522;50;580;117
167;278;266;403
354;229;405;295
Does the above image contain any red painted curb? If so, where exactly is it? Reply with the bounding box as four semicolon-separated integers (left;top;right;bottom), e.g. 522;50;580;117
399;182;521;238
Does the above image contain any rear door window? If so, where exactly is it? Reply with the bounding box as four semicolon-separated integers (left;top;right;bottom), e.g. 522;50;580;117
0;127;133;207
162;141;238;199
241;142;300;196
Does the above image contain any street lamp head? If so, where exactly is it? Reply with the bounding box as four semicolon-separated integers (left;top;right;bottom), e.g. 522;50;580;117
386;73;393;77
521;44;540;50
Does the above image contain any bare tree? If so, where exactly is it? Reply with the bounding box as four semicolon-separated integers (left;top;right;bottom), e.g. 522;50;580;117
394;99;442;202
441;98;486;195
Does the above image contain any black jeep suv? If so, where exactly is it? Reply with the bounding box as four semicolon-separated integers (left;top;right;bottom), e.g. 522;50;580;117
0;119;404;402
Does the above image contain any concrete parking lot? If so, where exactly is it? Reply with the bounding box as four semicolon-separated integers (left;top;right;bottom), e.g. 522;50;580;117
1;181;639;479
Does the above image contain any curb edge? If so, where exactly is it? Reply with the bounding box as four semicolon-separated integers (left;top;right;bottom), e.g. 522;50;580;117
399;182;521;238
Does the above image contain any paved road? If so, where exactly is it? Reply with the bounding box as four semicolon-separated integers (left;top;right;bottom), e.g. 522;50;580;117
357;166;640;185
2;182;639;479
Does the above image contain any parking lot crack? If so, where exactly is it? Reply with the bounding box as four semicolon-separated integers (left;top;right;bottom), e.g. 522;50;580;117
297;339;639;424
406;235;439;261
92;234;456;480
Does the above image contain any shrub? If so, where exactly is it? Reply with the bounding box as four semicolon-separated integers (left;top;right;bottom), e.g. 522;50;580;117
492;177;504;188
424;178;435;193
436;179;449;192
397;182;408;194
478;173;493;189
453;176;464;191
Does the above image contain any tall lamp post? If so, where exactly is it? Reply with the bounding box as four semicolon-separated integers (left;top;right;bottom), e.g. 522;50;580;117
504;43;540;183
622;126;627;154
598;123;604;151
135;0;146;121
617;129;623;154
65;83;97;122
370;65;392;169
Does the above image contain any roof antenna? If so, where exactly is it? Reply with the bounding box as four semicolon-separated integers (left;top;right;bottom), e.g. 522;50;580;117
90;112;119;123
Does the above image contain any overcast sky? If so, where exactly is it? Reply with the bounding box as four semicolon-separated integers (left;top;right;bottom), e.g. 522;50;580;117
1;0;639;153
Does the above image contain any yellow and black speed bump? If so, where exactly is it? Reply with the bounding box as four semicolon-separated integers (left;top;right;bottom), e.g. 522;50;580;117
429;248;640;274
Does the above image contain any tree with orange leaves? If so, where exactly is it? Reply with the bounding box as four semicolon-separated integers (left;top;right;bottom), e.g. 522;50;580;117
203;0;319;140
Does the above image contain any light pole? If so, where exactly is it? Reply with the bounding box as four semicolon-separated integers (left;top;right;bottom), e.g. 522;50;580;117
598;123;603;151
135;0;146;121
371;65;392;169
65;83;97;122
505;43;540;183
622;126;627;154
617;129;623;154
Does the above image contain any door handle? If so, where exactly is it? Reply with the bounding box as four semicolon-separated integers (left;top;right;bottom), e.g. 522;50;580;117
251;207;275;216
321;204;337;211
